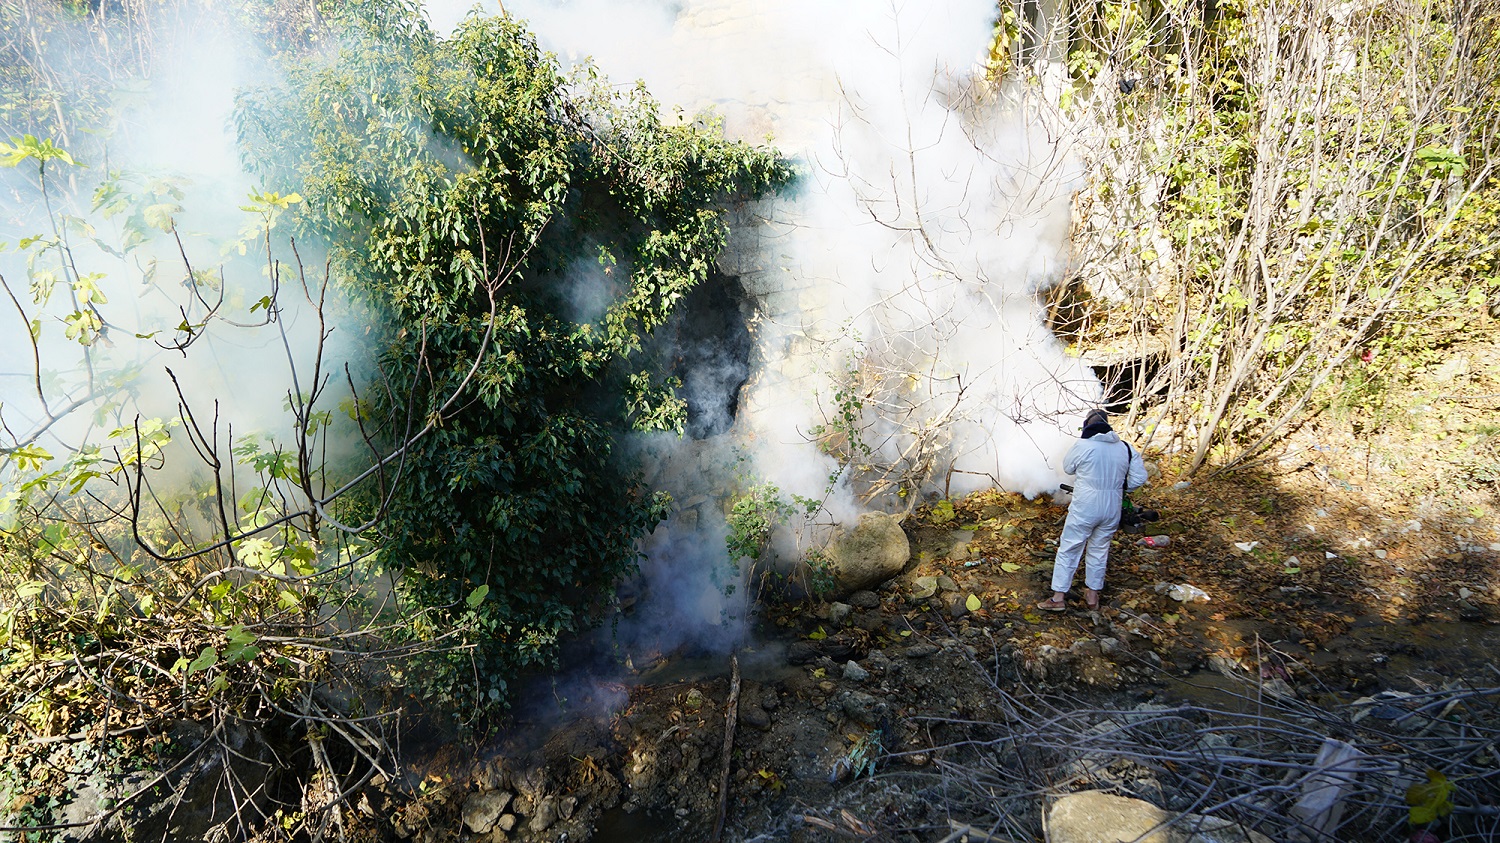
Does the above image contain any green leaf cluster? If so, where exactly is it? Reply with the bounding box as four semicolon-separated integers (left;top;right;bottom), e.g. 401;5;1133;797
237;0;788;699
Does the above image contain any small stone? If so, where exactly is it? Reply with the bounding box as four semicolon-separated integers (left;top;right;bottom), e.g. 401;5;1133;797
462;791;513;834
1070;638;1102;657
786;642;819;665
1459;587;1474;600
528;797;558;833
1262;678;1296;699
910;576;939;599
842;661;870;681
1373;549;1387;559
849;590;881;609
476;761;509;792
937;575;958;592
1208;655;1240;678
496;815;517;832
828;602;853;624
904;643;939;658
739;705;771;731
840;691;883;726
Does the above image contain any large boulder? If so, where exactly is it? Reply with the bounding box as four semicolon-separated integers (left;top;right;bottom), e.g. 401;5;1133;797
1047;791;1273;843
825;513;910;593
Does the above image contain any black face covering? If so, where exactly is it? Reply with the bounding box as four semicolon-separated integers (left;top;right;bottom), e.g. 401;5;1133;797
1081;409;1112;439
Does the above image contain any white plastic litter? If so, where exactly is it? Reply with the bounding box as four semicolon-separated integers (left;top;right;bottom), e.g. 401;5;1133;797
1288;738;1365;841
1234;541;1258;553
1168;584;1211;603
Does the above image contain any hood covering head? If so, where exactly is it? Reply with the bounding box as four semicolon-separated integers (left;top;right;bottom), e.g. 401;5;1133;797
1081;409;1112;439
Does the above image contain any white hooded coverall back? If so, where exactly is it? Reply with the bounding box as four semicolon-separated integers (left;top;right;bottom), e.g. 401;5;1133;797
1052;430;1149;593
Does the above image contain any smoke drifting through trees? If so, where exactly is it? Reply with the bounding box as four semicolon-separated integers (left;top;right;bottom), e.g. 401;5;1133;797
468;0;1101;515
2;0;1097;732
0;6;343;466
3;4;786;835
423;1;1100;671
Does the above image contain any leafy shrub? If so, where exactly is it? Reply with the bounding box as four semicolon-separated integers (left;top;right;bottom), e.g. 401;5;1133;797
237;0;790;700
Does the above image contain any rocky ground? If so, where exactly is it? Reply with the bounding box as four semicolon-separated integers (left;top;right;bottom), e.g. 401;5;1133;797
363;331;1500;843
17;339;1499;843
19;456;1499;843
374;439;1500;843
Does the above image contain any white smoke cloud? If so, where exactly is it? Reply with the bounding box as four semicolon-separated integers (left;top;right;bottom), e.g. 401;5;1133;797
449;0;1099;505
0;9;352;509
426;1;1104;680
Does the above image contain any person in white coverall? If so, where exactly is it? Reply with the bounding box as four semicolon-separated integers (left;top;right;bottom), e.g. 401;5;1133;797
1038;409;1148;612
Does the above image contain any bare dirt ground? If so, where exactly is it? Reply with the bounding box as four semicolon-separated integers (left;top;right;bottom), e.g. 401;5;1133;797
320;329;1500;843
11;331;1495;843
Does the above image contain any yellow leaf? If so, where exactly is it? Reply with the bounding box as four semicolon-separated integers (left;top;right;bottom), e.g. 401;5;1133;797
1405;769;1454;825
965;594;982;612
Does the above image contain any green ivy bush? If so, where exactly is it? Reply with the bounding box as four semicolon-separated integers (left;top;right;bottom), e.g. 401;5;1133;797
237;0;790;703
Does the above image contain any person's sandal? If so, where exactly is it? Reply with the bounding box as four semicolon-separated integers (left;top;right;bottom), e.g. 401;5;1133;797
1036;597;1067;612
1084;588;1101;611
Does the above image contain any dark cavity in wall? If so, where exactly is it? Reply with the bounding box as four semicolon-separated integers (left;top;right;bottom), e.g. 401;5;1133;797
1045;276;1168;414
659;270;754;439
1090;354;1165;416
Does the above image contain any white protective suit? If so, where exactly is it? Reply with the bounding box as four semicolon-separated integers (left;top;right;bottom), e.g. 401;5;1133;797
1051;429;1149;593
